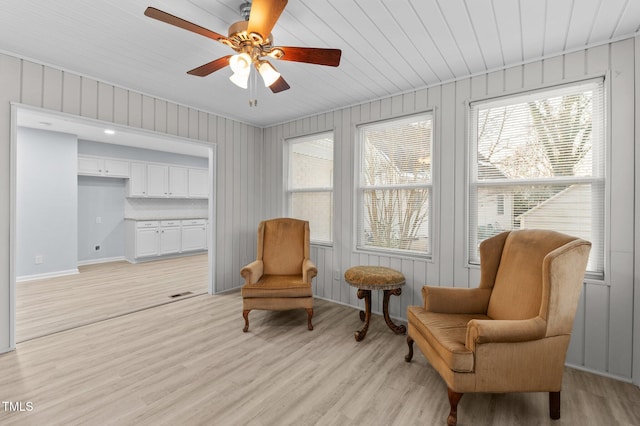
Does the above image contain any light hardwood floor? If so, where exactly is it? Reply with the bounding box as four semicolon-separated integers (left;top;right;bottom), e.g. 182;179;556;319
16;254;208;342
1;291;639;425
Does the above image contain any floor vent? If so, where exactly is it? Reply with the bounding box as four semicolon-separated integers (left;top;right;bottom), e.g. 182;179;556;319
169;291;194;298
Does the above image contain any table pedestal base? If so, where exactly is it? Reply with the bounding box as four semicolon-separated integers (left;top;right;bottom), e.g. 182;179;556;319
355;288;407;341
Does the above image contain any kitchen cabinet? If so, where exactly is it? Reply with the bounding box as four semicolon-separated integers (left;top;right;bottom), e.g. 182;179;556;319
127;163;199;199
181;219;207;252
78;155;129;178
159;220;181;255
169;166;188;197
125;219;207;263
128;162;147;196
134;221;160;258
188;168;209;198
147;164;169;197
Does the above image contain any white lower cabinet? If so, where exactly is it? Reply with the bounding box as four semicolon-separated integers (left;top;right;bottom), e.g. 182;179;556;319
181;219;207;252
125;219;207;262
134;221;160;258
159;221;181;255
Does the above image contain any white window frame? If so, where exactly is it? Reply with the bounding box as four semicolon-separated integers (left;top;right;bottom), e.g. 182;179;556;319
354;111;434;258
466;78;607;279
284;131;334;245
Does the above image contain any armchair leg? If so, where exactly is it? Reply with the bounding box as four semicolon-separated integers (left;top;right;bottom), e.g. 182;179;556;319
306;308;314;331
242;309;250;332
447;388;463;426
549;391;561;419
405;335;414;362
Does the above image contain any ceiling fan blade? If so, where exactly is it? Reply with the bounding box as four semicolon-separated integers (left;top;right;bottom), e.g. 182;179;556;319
144;7;227;42
269;76;290;93
276;47;342;67
187;56;232;77
247;0;288;38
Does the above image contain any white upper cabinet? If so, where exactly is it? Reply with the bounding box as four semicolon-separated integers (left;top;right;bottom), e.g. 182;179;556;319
188;168;208;198
169;166;188;198
78;155;129;178
128;162;147;197
147;164;169;197
120;159;207;199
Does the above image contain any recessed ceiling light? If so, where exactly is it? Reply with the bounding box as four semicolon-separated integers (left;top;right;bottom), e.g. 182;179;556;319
104;129;115;135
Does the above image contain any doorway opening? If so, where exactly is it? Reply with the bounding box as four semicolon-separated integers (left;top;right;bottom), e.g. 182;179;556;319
10;105;216;345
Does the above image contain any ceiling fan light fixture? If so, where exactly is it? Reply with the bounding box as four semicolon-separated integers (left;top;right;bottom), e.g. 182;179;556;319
229;52;252;75
229;71;249;89
256;61;280;87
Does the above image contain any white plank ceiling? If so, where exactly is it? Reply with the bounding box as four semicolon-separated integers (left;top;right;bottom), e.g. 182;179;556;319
0;0;638;127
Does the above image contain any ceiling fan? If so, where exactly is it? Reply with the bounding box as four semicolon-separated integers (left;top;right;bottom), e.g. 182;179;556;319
144;0;342;96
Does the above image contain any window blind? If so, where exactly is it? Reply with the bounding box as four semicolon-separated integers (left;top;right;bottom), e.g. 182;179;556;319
468;79;605;276
356;113;433;255
286;131;334;243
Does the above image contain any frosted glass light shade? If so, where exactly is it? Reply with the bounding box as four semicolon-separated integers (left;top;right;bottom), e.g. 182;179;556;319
256;61;280;87
229;71;249;89
229;53;252;75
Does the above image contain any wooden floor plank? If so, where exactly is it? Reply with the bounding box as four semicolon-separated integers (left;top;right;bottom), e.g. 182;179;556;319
1;292;639;425
16;254;208;342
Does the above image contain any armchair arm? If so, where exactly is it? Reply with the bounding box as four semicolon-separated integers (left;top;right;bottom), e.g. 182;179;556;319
422;286;492;314
240;260;263;285
465;317;547;352
302;258;317;283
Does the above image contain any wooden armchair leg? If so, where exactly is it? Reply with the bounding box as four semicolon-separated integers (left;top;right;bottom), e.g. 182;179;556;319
242;309;250;332
447;388;463;426
306;308;314;331
405;335;414;362
549;391;560;419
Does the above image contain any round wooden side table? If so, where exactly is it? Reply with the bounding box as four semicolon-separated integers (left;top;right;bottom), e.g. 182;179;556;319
344;266;407;341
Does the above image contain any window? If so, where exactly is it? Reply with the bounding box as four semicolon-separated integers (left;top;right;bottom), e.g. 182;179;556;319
285;132;334;244
468;79;605;276
356;113;433;256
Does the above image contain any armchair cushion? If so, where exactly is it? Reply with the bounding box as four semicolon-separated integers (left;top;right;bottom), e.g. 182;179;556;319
262;218;306;275
241;274;313;298
408;306;489;372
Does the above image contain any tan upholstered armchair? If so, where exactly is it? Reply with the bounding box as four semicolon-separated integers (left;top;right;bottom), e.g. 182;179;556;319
240;218;317;332
405;230;591;426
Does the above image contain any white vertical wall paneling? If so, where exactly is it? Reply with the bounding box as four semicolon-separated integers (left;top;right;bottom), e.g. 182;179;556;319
440;83;457;287
98;82;113;123
127;92;142;128
633;34;640;386
223;119;234;289
62;73;81;116
582;42;611;373
426;84;442;288
0;54;21;350
22;61;42;108
43;68;62;112
80;77;98;119
113;87;128;126
454;77;471;289
166;103;178;136
607;38;635;378
154;100;167;134
178;105;189;138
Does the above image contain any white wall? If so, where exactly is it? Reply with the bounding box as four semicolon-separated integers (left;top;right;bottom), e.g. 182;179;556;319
16;127;78;279
0;52;262;352
263;38;638;382
77;176;126;263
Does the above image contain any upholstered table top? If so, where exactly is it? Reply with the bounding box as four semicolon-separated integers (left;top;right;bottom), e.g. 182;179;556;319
344;266;406;290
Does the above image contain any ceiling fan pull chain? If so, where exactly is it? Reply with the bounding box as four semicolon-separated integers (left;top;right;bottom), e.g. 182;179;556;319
249;67;258;107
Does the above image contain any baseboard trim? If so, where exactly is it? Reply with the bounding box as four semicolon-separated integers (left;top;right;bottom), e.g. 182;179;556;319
77;256;126;267
0;345;14;354
565;363;633;383
16;268;79;283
